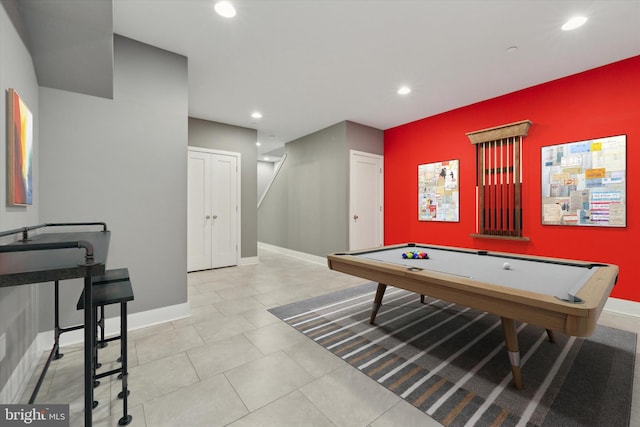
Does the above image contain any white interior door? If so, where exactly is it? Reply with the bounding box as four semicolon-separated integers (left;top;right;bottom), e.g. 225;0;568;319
188;150;212;271
188;148;239;271
210;154;238;268
349;150;383;250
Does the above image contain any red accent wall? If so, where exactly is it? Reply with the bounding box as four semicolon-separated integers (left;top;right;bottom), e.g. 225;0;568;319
384;55;640;302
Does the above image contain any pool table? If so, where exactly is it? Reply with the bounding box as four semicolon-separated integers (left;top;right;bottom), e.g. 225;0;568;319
327;243;618;389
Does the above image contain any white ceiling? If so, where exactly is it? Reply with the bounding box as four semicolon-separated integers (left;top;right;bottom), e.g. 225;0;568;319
113;0;640;158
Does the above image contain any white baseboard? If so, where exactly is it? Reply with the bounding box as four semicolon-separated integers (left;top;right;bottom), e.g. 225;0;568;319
604;297;640;317
239;256;259;266
1;302;191;404
258;242;327;266
51;301;191;348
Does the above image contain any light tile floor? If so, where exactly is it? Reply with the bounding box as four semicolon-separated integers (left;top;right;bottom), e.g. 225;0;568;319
21;247;640;426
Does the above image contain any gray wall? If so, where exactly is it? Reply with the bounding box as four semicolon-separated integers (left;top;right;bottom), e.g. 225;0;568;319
0;0;40;395
257;161;275;202
18;0;114;99
258;121;382;257
38;35;189;330
346;121;384;155
188;118;258;259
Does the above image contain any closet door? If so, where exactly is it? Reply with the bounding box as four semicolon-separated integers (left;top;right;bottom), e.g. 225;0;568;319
210;154;238;268
188;148;239;272
188;150;213;271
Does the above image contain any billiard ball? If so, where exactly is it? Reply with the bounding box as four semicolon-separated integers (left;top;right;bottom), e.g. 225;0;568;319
503;262;511;270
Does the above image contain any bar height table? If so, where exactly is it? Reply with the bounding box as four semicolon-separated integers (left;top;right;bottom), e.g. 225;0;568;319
0;223;110;427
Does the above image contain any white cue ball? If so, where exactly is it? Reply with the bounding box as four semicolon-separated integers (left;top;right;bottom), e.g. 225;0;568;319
502;262;511;270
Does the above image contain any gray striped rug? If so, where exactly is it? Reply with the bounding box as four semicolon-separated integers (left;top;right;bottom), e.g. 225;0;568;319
269;282;636;426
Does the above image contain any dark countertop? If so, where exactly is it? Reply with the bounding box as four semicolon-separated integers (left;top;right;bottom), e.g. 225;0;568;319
0;231;110;287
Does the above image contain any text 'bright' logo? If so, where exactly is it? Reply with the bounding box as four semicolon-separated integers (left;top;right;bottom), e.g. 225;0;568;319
4;408;47;424
1;405;68;426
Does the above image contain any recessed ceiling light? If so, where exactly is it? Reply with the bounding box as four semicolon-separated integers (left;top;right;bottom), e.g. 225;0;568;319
397;86;411;95
562;16;587;31
256;141;261;146
251;112;262;119
215;1;236;18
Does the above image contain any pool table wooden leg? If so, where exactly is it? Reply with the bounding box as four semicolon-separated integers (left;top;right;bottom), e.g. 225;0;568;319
369;283;387;324
546;329;556;343
501;317;522;390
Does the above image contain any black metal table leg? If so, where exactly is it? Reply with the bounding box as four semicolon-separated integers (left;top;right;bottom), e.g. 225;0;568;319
98;305;107;348
29;280;84;404
93;308;100;388
118;301;132;425
83;275;95;426
53;281;64;360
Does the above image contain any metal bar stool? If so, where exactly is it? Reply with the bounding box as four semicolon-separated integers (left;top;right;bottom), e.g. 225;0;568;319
77;268;134;426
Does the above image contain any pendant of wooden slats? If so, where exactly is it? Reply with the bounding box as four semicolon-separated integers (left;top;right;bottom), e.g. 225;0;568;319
466;120;531;238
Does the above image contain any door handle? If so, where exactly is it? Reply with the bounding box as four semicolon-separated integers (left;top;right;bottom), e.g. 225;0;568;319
206;215;211;219
212;215;218;219
353;214;359;221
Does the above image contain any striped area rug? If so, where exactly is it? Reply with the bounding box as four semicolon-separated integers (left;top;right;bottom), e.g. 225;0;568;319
269;282;636;426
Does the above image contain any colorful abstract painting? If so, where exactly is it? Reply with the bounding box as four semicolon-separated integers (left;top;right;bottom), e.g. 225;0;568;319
7;88;33;205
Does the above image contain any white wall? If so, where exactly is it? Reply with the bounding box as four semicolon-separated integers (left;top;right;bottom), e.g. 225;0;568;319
37;35;189;330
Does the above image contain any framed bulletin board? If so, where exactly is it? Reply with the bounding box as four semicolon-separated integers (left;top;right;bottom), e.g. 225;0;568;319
418;159;459;222
541;134;626;227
